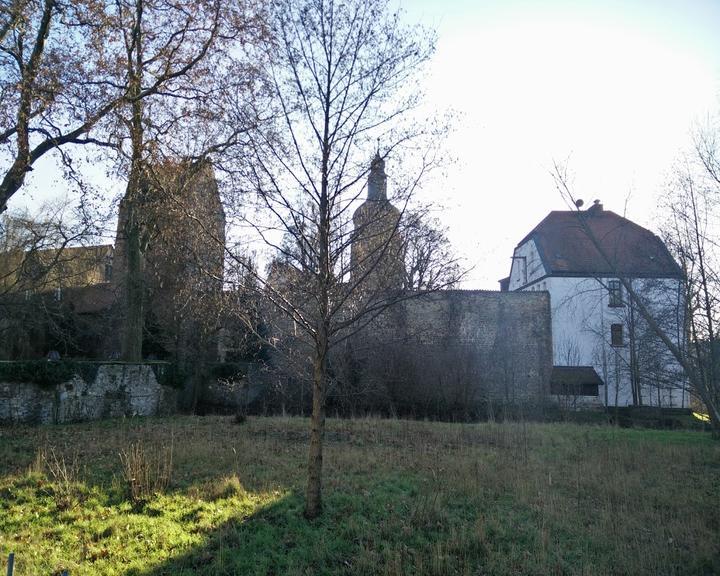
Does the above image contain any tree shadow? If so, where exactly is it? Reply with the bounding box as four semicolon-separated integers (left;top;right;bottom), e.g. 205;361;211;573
131;475;424;576
129;491;302;576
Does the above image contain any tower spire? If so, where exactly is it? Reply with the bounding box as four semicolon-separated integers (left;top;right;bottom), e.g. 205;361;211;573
367;153;387;201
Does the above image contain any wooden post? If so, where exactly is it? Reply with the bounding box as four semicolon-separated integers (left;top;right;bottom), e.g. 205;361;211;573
6;553;14;576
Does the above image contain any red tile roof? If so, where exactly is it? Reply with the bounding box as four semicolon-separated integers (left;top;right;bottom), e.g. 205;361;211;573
519;208;682;278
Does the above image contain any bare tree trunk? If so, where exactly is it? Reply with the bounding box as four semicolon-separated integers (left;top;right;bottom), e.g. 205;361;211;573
305;333;327;519
122;212;145;361
629;302;642;405
120;0;145;361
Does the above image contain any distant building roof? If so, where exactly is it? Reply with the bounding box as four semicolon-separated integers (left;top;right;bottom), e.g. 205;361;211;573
518;205;682;278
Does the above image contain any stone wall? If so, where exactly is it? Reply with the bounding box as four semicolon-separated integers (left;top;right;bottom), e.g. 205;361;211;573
239;289;553;418
0;364;178;425
339;290;553;416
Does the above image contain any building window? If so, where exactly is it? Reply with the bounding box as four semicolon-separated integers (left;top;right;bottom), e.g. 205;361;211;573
608;280;623;307
611;323;624;346
104;262;113;281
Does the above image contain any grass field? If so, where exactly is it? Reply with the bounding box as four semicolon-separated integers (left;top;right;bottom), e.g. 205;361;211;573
1;416;719;575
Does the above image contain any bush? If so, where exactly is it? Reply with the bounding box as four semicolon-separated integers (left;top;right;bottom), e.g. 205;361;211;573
119;441;174;506
150;363;185;388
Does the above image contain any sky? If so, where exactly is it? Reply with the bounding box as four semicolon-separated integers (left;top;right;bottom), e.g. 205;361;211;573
8;0;720;289
400;0;720;287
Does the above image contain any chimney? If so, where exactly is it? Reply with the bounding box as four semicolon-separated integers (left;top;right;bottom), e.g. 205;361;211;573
587;199;603;214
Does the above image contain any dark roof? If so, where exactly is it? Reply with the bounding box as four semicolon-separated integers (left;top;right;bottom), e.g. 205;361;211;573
519;208;682;278
551;366;604;386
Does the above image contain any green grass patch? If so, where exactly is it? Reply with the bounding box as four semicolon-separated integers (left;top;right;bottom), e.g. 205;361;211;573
0;417;718;575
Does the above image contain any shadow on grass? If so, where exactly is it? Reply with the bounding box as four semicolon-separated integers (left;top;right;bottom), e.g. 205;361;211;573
132;475;427;576
131;491;303;576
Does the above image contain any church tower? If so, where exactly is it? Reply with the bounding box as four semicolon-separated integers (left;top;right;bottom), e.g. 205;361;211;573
350;154;405;291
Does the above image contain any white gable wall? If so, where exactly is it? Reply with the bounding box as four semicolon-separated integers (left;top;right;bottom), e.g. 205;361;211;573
518;273;687;408
509;235;687;408
509;239;546;289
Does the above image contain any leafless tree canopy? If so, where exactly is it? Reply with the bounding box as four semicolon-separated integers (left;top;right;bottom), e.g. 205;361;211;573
403;210;462;291
224;0;443;518
660;122;720;433
0;0;264;213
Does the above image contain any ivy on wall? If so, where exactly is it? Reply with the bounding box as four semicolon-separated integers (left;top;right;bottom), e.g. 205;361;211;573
0;360;77;386
0;361;172;387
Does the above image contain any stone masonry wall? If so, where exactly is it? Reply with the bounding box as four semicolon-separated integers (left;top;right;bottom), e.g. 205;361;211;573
346;290;553;414
0;364;178;425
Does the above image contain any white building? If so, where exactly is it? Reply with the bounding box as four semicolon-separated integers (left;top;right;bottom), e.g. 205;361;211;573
503;201;688;408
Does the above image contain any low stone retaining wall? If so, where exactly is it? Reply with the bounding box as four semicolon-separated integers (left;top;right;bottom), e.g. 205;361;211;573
0;364;177;425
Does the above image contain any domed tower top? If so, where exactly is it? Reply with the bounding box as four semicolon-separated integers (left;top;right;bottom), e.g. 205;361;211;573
367;152;387;201
350;153;405;290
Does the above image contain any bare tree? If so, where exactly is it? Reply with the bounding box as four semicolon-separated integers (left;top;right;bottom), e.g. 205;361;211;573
1;0;265;361
553;158;720;435
0;0;247;213
229;0;443;518
403;210;462;291
105;0;265;360
660;129;720;432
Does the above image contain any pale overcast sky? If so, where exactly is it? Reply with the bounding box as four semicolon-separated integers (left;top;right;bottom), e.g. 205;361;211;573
9;0;720;289
402;0;720;288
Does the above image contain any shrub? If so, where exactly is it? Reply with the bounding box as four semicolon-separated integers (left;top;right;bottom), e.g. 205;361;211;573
119;440;174;506
31;445;82;510
150;363;185;388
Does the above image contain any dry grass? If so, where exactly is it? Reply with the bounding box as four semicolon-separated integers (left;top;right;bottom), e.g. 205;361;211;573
0;416;718;575
119;439;174;506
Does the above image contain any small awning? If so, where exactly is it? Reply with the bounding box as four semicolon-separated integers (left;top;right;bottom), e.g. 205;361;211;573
550;366;604;396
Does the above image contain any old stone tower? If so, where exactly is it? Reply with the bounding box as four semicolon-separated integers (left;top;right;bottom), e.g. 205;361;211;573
113;159;225;295
112;158;226;359
350;154;405;291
